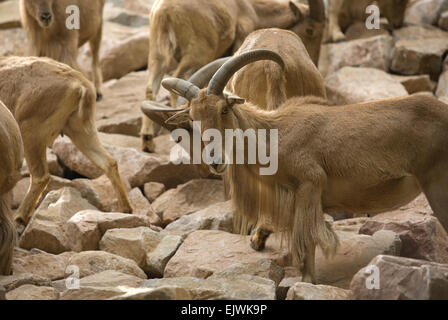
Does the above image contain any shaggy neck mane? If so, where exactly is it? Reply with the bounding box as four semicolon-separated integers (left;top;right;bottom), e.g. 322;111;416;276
252;0;297;29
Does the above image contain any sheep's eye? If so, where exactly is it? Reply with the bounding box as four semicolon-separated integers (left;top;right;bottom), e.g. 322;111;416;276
306;28;313;36
221;107;228;115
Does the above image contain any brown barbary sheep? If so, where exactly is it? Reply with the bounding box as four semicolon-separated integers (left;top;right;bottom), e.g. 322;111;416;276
325;0;409;42
141;0;326;153
0;56;133;228
145;29;327;250
159;50;448;283
20;0;105;100
0;101;23;275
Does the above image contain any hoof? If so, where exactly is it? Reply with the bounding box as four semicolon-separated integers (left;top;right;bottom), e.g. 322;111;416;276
96;93;103;102
250;239;265;251
14;219;26;237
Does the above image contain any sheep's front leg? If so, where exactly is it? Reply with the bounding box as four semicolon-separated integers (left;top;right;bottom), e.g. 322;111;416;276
250;217;274;251
291;175;338;284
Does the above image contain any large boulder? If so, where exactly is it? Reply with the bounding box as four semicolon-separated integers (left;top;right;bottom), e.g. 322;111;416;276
0;27;26;56
53;136;201;188
325;67;408;105
319;35;393;77
164;230;290;278
19;187;98;254
315;230;401;289
99;227;183;277
78;22;149;82
404;0;448;26
13;250;74;281
65;251;147;279
6;285;59;300
65;210;156;252
0;0;20;29
286;282;351;300
164;200;233;234
350;255;448;299
359;201;448;264
0;273;51;292
152;179;226;225
142;275;276;300
390;38;448;80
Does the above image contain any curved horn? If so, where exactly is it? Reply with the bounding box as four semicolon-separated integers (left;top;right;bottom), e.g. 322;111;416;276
309;0;325;22
162;78;200;101
141;100;186;113
207;49;285;96
177;57;231;106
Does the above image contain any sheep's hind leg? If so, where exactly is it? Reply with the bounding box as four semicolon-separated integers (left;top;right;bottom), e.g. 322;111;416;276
420;167;448;233
89;25;104;101
14;142;50;229
64;120;133;214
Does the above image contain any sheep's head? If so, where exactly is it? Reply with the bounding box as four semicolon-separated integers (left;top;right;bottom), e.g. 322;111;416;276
378;0;409;29
144;50;285;175
289;0;325;66
23;0;55;28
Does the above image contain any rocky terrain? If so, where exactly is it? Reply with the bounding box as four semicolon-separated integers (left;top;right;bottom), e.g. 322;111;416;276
0;0;448;300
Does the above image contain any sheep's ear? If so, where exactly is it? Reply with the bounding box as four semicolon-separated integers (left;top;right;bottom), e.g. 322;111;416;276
165;110;191;125
289;1;304;22
225;94;245;106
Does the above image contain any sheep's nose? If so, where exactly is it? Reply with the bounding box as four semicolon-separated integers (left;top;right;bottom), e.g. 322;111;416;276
41;12;52;21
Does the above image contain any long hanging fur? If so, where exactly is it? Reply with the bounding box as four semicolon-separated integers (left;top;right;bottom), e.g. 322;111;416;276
227;160;339;266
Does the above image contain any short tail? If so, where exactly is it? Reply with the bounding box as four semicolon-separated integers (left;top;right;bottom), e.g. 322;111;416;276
0;194;16;275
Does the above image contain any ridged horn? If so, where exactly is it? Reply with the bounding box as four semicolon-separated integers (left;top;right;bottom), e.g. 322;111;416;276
162;78;200;101
141;100;186;113
207;49;285;96
309;0;325;22
177;57;231;106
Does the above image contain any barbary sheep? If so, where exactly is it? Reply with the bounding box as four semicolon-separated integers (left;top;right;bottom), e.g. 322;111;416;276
144;29;327;250
141;0;326;153
159;49;448;283
325;0;408;42
0;56;133;228
0;101;23;275
20;0;105;100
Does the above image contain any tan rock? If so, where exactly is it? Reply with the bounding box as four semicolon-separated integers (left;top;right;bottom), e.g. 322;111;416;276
53;136;201;188
393;24;448;41
66;251;147;279
0;27;27;56
142;275;276;300
20;188;98;254
315;230;401;289
99;227;183;277
359;203;448;264
0;286;5;300
13;251;74;281
111;286;191;300
439;11;448;30
350;255;448;300
325;67;408;105
6;285;59;300
286;282;351;300
437;69;448;99
319;35;393;77
60;286;125;300
165;200;233;234
209;259;284;287
0;0;21;29
391;74;436;94
78;22;149;82
405;0;448;26
0;273;51;292
65;210;155;252
153;179;225;225
143;182;166;202
390;38;448;80
98;132;141;151
164;230;290;278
